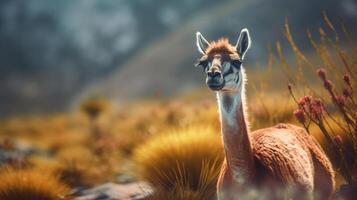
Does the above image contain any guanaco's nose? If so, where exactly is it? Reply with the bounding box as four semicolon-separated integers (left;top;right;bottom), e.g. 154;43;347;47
207;66;221;78
207;70;221;78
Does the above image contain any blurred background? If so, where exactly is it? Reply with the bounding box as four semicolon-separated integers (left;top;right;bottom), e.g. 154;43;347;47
0;1;356;199
1;0;357;117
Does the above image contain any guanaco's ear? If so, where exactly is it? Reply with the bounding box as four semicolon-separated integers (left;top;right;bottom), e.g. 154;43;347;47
235;28;251;60
196;32;210;55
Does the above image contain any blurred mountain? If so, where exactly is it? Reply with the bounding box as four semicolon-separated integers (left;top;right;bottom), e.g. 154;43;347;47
0;0;229;116
0;0;356;116
81;0;357;101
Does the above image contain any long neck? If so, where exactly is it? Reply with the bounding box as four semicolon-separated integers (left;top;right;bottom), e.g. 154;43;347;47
216;73;255;184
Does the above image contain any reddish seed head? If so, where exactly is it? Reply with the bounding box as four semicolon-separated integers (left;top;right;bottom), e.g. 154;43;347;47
343;88;351;98
334;135;343;146
335;95;346;107
317;68;327;81
310;97;324;121
313;98;323;108
298;97;306;107
303;95;312;103
343;74;351;87
324;80;334;91
294;109;306;124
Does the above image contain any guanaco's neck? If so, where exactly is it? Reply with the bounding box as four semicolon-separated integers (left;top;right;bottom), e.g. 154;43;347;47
216;71;255;184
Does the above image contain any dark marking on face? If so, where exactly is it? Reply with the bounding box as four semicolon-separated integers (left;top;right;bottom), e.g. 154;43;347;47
231;60;242;69
195;56;209;68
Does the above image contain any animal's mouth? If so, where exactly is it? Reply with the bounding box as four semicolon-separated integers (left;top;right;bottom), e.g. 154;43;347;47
208;84;224;91
206;78;225;91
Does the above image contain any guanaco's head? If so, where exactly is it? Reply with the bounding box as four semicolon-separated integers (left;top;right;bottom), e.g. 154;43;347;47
194;28;251;92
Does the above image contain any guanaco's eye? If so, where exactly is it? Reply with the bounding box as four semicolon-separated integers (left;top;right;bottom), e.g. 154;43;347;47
195;60;208;68
229;53;242;69
231;59;242;69
194;55;209;68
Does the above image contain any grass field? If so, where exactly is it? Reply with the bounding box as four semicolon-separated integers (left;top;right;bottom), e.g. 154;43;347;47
0;16;356;199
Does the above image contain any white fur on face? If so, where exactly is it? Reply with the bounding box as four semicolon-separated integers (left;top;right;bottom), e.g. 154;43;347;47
219;62;242;92
217;67;250;132
216;66;246;127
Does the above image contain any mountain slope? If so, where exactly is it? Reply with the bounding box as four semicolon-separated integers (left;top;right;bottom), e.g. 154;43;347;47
81;0;357;101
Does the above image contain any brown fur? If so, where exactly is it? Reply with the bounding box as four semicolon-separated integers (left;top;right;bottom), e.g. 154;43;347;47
253;124;334;195
206;38;237;55
217;123;335;199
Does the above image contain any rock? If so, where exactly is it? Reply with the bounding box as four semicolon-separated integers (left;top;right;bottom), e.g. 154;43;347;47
73;182;153;200
116;173;136;184
0;140;50;167
0;149;25;166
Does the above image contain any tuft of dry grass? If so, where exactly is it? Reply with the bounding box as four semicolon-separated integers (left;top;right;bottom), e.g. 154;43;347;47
132;126;223;200
55;160;92;187
80;97;109;120
53;145;122;187
80;96;111;139
0;167;69;200
148;159;223;200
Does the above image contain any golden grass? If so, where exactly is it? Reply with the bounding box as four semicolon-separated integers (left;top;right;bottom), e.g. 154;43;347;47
0;13;355;198
54;145;122;187
55;145;93;163
28;156;62;175
0;167;69;200
132;126;223;199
